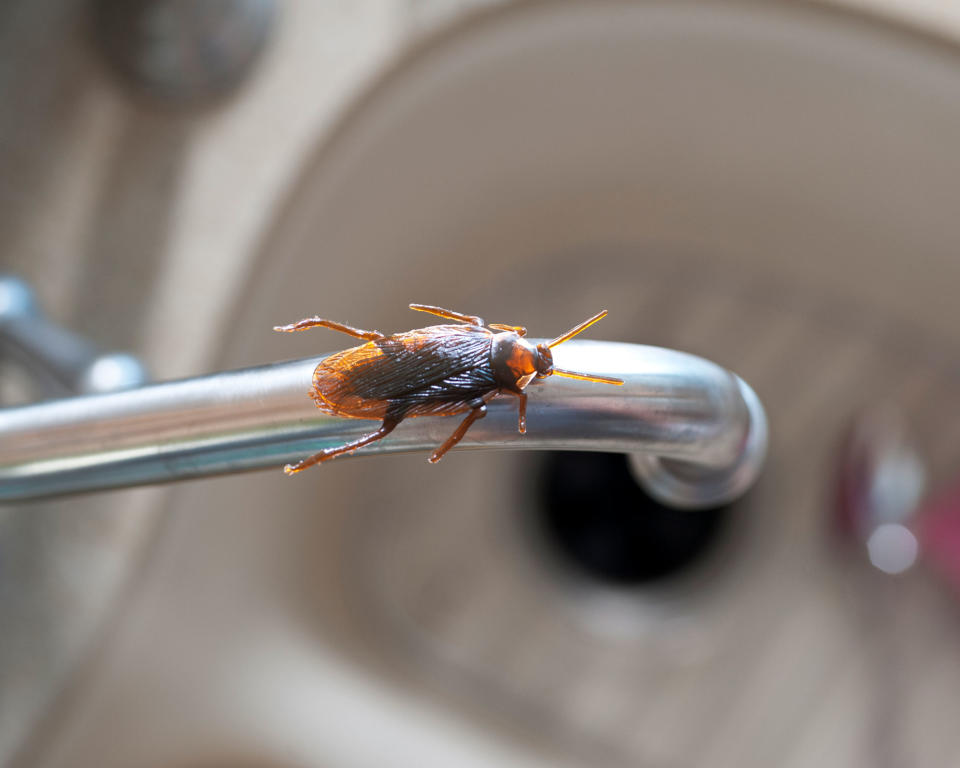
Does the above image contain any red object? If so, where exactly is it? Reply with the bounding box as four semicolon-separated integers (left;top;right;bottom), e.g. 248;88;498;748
919;480;960;595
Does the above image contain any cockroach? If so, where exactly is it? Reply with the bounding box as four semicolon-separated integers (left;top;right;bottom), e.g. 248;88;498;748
274;304;623;474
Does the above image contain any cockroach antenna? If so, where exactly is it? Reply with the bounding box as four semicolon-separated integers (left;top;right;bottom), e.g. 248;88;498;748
547;310;610;348
551;368;623;385
544;310;624;385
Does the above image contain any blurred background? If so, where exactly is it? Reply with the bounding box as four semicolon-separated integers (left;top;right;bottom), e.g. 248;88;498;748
4;0;960;766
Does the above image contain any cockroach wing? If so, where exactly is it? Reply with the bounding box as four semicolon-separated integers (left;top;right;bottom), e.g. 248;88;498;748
312;324;497;420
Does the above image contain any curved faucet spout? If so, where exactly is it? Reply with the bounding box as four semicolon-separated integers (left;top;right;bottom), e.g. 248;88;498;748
0;341;767;508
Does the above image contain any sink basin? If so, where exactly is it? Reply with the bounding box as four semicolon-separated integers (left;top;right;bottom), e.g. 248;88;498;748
21;2;960;766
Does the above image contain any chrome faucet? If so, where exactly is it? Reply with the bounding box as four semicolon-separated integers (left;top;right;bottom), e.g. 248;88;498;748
0;314;767;508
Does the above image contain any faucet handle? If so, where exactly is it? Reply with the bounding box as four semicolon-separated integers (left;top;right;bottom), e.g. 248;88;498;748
0;275;149;398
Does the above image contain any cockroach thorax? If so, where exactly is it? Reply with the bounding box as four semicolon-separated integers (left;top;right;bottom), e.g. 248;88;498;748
491;332;542;391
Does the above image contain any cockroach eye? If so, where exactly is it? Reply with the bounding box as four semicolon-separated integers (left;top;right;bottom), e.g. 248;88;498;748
535;344;554;377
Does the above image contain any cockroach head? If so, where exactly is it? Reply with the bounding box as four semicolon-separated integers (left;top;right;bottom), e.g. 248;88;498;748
491;310;623;390
534;343;554;378
539;310;625;387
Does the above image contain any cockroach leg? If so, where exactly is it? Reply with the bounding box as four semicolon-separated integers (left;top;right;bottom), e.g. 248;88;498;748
273;317;384;341
515;391;527;433
409;304;484;327
284;417;399;474
488;323;527;337
500;389;527;433
428;402;487;463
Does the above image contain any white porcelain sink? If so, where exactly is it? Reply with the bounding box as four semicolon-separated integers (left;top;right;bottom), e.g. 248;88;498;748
17;2;960;766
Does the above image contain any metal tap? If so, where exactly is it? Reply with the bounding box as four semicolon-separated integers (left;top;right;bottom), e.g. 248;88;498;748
0;340;766;508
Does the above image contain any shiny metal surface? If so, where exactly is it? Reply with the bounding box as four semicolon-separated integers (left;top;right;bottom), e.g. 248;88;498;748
0;341;767;508
833;407;929;768
0;276;149;397
0;276;158;768
836;405;926;575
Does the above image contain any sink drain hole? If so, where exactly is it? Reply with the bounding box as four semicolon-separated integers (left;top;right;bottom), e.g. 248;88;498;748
534;452;730;586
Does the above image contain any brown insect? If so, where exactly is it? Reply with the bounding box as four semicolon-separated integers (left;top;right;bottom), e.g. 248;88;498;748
274;304;623;474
